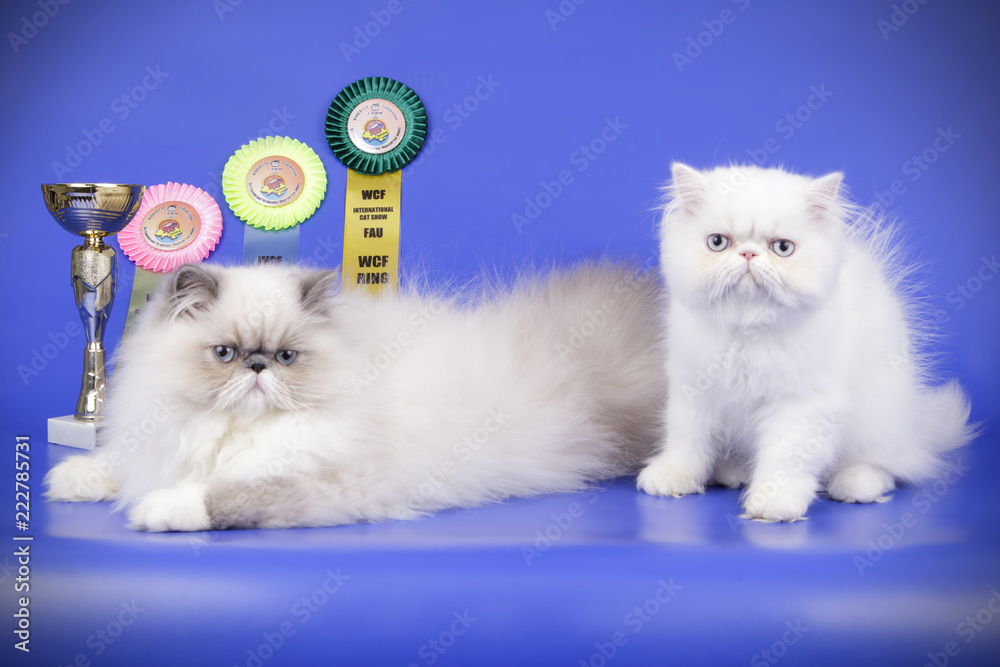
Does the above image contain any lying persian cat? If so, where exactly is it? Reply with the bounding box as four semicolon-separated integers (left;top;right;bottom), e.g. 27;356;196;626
46;262;665;531
637;163;973;521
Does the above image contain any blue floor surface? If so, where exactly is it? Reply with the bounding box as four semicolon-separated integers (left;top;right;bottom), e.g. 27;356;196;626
15;435;999;667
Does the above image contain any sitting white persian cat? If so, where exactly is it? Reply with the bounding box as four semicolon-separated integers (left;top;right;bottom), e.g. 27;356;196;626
637;163;973;521
46;262;665;531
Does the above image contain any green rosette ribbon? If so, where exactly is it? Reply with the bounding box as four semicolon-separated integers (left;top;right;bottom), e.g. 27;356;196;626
326;77;427;175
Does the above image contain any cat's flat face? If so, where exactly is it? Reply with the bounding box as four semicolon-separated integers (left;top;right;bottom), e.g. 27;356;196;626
661;164;848;324
153;265;338;418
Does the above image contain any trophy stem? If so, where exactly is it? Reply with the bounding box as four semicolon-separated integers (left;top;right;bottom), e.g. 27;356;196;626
71;243;118;422
83;233;106;249
76;343;107;421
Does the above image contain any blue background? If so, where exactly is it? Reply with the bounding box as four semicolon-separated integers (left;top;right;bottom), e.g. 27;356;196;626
1;0;999;665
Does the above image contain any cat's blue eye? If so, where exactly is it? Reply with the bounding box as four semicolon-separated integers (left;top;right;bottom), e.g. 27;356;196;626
213;345;236;363
707;234;730;252
276;350;297;366
771;239;795;257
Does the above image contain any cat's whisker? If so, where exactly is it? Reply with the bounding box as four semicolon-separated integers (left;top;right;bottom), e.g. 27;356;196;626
210;373;258;414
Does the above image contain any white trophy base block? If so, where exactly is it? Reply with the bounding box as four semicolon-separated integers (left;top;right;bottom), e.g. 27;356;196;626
48;415;97;450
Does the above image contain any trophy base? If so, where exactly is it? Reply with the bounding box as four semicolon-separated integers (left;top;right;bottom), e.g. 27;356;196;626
47;415;97;450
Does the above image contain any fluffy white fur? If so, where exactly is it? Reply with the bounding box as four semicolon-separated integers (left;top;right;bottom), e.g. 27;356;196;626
46;262;665;531
637;163;974;521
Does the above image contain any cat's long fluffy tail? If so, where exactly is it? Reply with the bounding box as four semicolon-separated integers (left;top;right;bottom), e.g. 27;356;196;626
902;379;977;482
919;380;976;453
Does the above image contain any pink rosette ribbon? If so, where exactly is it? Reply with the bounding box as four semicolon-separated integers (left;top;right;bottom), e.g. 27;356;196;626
119;182;223;273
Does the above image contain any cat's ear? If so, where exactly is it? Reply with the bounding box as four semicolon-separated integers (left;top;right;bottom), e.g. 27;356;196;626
670;162;709;215
167;264;220;318
806;172;844;220
299;270;339;313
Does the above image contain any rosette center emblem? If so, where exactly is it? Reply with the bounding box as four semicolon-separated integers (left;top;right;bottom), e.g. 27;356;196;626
260;175;288;198
155;219;183;242
362;118;389;145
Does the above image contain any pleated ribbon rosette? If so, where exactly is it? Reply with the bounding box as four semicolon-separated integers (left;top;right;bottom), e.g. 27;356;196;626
118;182;223;273
222;136;327;230
325;76;427;175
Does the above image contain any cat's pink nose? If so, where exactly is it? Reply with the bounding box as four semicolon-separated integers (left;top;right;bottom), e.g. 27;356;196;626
741;250;757;261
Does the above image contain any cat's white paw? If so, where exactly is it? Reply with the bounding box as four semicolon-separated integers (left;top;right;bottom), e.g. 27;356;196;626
128;485;210;532
44;455;118;502
826;464;895;503
742;475;815;522
637;460;706;497
741;494;810;522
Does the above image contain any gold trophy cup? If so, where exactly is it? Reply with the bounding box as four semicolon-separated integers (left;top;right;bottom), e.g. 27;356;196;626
42;183;144;448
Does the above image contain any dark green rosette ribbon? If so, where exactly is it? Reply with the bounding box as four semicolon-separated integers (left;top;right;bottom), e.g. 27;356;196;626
326;77;427;175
